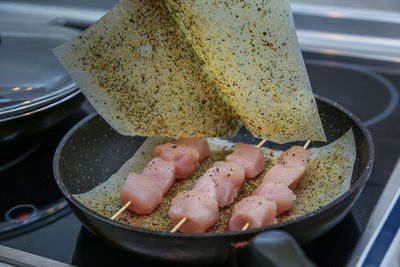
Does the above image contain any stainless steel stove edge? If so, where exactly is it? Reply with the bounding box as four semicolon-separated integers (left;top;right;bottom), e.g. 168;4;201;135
0;244;74;267
348;158;400;267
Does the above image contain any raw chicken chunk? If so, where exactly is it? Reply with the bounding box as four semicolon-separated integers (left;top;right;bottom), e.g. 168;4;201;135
173;138;210;162
194;162;245;207
226;143;265;178
192;176;218;202
141;157;176;194
193;167;233;207
253;181;295;215
169;191;218;233
263;164;305;190
212;161;245;195
153;143;199;178
120;173;163;214
229;195;277;231
277;146;310;170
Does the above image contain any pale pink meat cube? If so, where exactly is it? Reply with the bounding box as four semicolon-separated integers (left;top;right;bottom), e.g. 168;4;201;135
193;166;236;207
153;143;199;178
193;176;217;201
226;143;265;178
212;161;245;194
263;164;305;190
277;146;310;169
229;195;277;231
120;173;163;214
253;181;295;215
169;191;218;233
173;138;210;162
193;162;245;207
141;157;176;194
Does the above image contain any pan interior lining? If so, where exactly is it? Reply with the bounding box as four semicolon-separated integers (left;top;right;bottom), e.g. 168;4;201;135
75;129;356;233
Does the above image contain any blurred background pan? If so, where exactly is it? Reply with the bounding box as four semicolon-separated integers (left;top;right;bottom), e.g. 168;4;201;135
0;22;85;168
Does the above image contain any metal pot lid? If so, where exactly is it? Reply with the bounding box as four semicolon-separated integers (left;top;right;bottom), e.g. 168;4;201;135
0;23;80;120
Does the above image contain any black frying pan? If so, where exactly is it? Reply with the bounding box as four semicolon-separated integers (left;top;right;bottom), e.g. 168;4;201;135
53;95;373;265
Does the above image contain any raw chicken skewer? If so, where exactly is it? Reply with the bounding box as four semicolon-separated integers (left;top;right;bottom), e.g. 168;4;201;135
238;140;311;231
110;138;209;220
171;140;311;233
170;139;266;233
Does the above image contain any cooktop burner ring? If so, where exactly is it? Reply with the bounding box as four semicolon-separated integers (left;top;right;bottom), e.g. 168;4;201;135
306;59;399;127
4;204;38;223
0;200;69;240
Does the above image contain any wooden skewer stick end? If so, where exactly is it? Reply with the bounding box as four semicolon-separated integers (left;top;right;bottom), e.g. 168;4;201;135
171;217;188;233
256;139;267;148
111;201;131;221
242;222;250;231
303;140;311;149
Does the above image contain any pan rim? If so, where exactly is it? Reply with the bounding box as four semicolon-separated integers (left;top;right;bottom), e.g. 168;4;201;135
53;95;374;240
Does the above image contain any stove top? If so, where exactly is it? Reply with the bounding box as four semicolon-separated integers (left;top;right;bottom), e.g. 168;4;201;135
0;130;69;240
0;52;399;266
0;100;92;240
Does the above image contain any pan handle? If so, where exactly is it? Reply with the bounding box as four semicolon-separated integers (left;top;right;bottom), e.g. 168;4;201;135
237;230;316;267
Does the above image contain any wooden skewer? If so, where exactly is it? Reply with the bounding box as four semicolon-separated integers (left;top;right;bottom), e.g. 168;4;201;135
256;139;267;148
240;140;311;232
303;140;311;149
110;201;131;220
170;216;188;233
242;222;250;231
170;138;268;233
